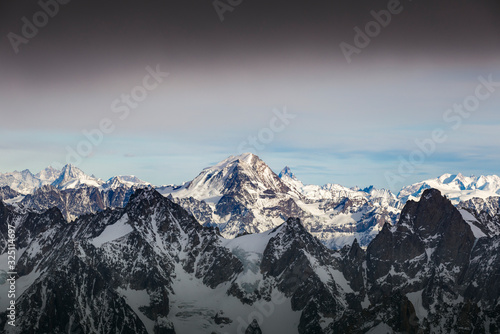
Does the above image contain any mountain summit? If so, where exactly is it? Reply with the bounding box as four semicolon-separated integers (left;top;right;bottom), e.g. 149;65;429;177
158;153;302;238
171;153;294;202
51;164;103;190
158;154;399;247
278;166;297;180
35;166;61;183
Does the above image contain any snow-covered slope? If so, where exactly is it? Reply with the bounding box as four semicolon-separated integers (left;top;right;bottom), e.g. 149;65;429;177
458;196;500;237
0;169;48;194
398;173;500;204
102;175;151;190
278;168;402;249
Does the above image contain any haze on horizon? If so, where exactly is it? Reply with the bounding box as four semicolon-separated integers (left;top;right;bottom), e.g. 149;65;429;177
1;0;499;191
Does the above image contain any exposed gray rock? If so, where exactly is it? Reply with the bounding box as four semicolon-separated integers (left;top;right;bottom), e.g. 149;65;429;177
20;184;137;221
0;186;20;201
245;319;262;334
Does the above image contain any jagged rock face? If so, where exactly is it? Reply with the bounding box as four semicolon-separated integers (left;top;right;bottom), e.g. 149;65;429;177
16;255;151;334
19;185;136;221
366;189;474;297
399;190;475;269
462;235;500;306
0;189;243;333
260;218;352;333
458;196;500;236
261;219;333;278
167;195;215;228
351;189;493;333
339;239;365;294
0;200;21;251
460;196;500;216
0;186;20;201
2;188;500;333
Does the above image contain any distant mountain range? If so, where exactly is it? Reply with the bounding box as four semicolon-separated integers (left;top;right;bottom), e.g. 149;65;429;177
1;153;499;249
0;164;150;195
0;164;150;221
398;173;500;203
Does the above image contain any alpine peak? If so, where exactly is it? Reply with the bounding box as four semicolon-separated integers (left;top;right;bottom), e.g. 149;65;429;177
279;166;297;180
51;164;103;190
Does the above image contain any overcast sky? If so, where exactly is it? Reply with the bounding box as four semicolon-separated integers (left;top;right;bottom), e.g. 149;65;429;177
1;0;499;191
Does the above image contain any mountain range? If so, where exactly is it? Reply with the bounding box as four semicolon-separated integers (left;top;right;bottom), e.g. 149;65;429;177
0;164;150;195
1;153;499;249
1;184;500;333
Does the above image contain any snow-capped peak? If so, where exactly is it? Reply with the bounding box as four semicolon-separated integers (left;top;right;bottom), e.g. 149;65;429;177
51;164;104;190
52;164;84;183
35;166;61;183
203;152;257;172
278;166;297;180
437;173;455;184
161;153;294;206
103;175;150;190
